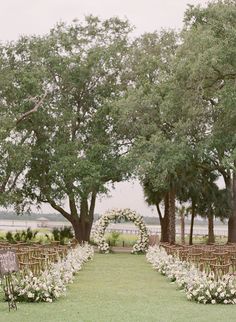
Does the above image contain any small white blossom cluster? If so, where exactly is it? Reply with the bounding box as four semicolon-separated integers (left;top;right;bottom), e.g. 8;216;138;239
146;246;236;304
92;208;149;254
8;244;94;303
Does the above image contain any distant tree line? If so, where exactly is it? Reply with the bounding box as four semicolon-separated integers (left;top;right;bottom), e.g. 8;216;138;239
0;211;67;221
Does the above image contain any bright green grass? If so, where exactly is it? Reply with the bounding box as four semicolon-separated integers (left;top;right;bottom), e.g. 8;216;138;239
176;235;227;245
1;253;236;322
105;232;137;246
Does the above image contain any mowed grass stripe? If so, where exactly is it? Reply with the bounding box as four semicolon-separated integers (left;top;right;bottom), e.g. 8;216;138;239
1;253;236;322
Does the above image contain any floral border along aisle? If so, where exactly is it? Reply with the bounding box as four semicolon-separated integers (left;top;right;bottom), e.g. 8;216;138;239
92;208;149;254
146;246;236;304
2;244;94;303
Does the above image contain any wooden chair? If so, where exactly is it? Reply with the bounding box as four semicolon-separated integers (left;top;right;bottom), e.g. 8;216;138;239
179;249;189;262
230;257;236;272
213;252;230;265
210;263;231;280
200;257;217;274
28;261;41;276
17;251;30;263
187;252;202;268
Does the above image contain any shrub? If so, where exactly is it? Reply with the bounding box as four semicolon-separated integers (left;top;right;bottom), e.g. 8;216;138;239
52;226;74;245
6;231;15;243
5;228;38;243
107;231;121;246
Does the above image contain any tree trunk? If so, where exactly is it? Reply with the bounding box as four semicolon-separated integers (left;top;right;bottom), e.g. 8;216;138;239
49;191;97;243
70;192;97;243
228;168;236;243
189;200;195;245
72;213;93;243
207;212;215;244
77;220;93;242
71;216;81;242
168;189;176;244
228;216;236;243
156;194;169;242
160;216;169;242
180;212;185;245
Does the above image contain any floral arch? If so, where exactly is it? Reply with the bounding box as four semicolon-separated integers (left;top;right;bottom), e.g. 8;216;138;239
92;208;149;253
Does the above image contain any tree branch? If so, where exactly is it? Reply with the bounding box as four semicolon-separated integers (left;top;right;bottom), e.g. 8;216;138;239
0;172;11;193
7;170;23;192
69;195;78;217
48;199;72;222
156;203;163;220
89;190;97;218
16;91;48;125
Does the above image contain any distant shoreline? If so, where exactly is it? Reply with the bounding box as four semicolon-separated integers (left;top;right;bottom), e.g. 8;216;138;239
0;219;228;236
0;219;71;231
0;211;227;226
0;211;67;222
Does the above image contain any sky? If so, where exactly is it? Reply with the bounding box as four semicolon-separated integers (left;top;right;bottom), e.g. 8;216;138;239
0;0;208;216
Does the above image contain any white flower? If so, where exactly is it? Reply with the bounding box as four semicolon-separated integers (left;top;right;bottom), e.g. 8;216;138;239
46;298;53;303
220;292;226;298
146;246;236;306
93;209;149;254
9;244;94;303
27;292;34;298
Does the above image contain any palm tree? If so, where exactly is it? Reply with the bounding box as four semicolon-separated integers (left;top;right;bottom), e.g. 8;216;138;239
197;187;231;244
176;204;191;245
142;178;170;242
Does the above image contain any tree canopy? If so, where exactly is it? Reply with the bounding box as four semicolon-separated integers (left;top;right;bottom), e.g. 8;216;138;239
0;16;134;241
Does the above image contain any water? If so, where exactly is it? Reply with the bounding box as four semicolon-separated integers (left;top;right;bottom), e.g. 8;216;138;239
0;220;228;237
0;219;70;231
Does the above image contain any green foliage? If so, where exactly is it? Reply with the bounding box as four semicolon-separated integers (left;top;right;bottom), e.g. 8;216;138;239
174;1;236;238
5;228;38;243
0;16;135;242
116;1;236;234
52;226;74;244
5;231;14;243
104;233;137;247
106;231;121;246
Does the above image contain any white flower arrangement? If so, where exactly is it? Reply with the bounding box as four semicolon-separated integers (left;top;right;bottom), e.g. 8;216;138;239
146;246;236;304
92;208;149;254
5;244;94;303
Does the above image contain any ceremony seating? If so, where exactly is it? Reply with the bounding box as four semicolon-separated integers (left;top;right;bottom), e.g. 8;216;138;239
0;241;71;276
159;242;236;277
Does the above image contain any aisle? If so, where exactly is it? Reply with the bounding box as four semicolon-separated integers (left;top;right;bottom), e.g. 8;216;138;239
1;253;236;322
66;253;236;322
73;253;180;321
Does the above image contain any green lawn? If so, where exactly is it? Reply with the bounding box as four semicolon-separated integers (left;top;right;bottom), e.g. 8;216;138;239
105;232;137;246
1;253;236;322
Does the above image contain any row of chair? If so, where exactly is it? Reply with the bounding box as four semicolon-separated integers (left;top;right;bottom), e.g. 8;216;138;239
160;243;236;279
0;241;76;276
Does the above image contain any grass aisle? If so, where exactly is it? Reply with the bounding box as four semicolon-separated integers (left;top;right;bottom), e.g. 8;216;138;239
1;253;236;322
